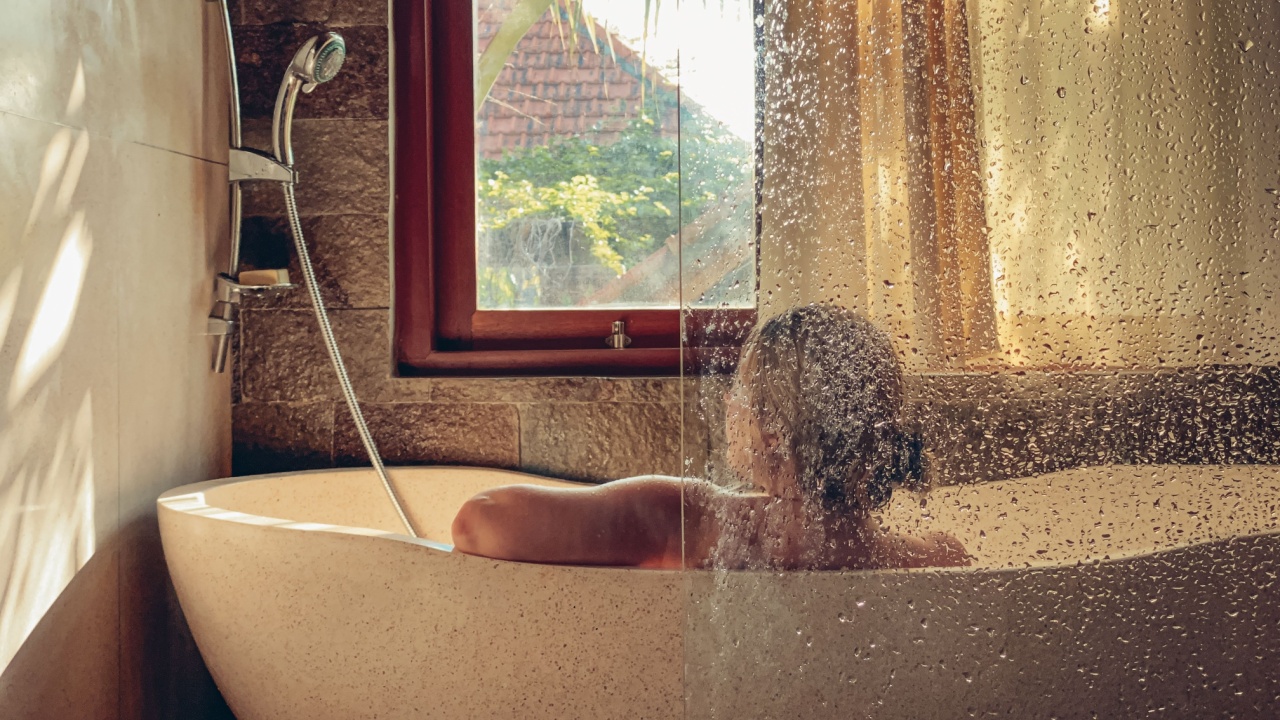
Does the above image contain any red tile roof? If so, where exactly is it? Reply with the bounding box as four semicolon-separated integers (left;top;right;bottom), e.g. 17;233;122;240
477;1;680;160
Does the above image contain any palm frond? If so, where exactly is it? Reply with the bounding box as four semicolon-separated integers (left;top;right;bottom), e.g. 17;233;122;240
476;0;663;117
476;0;554;115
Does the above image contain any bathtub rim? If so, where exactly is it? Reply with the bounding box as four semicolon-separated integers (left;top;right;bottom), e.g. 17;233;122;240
157;465;567;555
158;464;1280;577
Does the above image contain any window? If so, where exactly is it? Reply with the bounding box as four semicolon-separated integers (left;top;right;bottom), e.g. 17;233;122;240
393;0;758;376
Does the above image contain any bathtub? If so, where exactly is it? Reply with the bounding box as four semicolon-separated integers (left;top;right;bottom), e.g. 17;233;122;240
158;465;1280;719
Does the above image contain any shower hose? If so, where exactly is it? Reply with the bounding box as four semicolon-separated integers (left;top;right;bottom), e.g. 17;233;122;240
282;184;418;538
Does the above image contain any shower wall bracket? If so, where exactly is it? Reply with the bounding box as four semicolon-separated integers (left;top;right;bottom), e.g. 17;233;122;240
229;148;297;184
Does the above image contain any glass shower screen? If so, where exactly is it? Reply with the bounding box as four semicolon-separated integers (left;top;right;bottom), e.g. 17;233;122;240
678;0;1280;717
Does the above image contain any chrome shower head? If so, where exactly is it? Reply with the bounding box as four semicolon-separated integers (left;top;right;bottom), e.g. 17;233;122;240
290;32;347;89
272;32;348;166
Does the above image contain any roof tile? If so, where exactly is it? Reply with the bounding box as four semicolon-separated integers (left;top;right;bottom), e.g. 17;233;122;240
477;0;677;159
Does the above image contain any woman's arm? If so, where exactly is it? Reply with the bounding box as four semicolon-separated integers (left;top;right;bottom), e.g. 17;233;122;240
451;477;688;567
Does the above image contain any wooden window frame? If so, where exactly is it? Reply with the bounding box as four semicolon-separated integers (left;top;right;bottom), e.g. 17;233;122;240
393;0;757;377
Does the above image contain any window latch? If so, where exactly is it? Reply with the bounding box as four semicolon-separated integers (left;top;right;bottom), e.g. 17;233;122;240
605;321;632;349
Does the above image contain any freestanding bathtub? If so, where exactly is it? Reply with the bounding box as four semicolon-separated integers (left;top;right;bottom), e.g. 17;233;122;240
159;465;1280;719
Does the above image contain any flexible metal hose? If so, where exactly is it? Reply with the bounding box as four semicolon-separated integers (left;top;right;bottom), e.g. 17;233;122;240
283;184;418;537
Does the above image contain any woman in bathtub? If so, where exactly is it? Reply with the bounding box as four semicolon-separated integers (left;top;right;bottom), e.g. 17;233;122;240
451;304;969;570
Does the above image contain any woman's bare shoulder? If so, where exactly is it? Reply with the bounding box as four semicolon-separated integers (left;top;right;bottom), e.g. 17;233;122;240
595;475;686;505
604;476;736;504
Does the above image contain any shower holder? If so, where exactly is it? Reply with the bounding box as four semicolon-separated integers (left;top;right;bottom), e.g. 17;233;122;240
214;271;296;302
206;308;235;337
203;271;296;339
229;148;296;184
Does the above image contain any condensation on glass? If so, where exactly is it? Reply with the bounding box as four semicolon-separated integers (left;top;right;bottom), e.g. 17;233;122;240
678;0;1280;717
473;0;756;310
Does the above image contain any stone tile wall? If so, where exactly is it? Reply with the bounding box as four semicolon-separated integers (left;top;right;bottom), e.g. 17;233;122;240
910;367;1280;485
227;2;687;483
227;2;1279;487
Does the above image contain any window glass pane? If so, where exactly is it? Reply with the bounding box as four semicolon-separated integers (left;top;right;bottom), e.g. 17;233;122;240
474;0;756;310
675;1;758;310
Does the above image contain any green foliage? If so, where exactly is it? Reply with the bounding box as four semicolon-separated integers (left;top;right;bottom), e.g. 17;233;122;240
477;115;750;274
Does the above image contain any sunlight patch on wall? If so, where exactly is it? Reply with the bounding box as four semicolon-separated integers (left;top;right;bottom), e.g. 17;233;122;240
54;132;89;214
0;390;96;672
0;270;21;352
63;59;86;119
21;129;72;237
8;212;93;409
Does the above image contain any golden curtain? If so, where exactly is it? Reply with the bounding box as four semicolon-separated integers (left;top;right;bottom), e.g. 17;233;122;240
758;0;999;369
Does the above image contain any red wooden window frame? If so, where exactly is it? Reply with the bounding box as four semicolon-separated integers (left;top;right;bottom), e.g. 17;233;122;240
392;0;755;376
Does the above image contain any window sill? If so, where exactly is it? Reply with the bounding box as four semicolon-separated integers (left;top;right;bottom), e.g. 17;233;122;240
396;342;750;378
398;348;681;377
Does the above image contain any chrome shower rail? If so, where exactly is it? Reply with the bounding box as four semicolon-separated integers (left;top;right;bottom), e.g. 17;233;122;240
208;0;245;374
204;0;418;538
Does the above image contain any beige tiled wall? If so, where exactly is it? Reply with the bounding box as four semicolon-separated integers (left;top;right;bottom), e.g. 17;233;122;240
0;1;233;717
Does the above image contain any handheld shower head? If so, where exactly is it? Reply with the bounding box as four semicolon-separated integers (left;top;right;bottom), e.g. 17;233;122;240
292;32;347;88
272;32;348;166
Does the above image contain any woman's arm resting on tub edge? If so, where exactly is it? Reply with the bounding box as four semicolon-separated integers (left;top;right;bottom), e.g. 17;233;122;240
451;477;686;567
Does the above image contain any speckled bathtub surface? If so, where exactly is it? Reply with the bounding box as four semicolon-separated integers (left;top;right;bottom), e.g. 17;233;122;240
880;464;1280;567
160;465;1280;719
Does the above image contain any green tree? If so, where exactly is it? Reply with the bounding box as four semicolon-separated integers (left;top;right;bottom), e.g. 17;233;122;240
477;115;751;306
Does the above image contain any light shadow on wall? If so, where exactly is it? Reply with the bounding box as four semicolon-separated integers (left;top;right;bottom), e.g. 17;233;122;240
0;517;234;719
0;390;95;672
0;121;97;676
1;7;235;715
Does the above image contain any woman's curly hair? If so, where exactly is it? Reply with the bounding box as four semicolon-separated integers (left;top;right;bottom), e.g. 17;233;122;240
738;304;923;512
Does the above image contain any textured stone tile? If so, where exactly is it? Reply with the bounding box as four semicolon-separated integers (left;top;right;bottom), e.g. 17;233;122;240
232;0;388;26
691;367;1280;489
1119;366;1280;466
240;308;430;403
1238;366;1280;463
240;309;351;402
910;371;1123;485
428;377;683;404
682;376;729;483
430;377;616;404
606;377;683;403
904;368;1280;486
239;214;390;310
333;403;520;468
241;119;388;217
681;403;715;484
232;402;334;475
232;24;388;120
519;403;682;483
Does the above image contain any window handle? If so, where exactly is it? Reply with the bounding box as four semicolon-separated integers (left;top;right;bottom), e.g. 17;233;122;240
606;321;632;349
